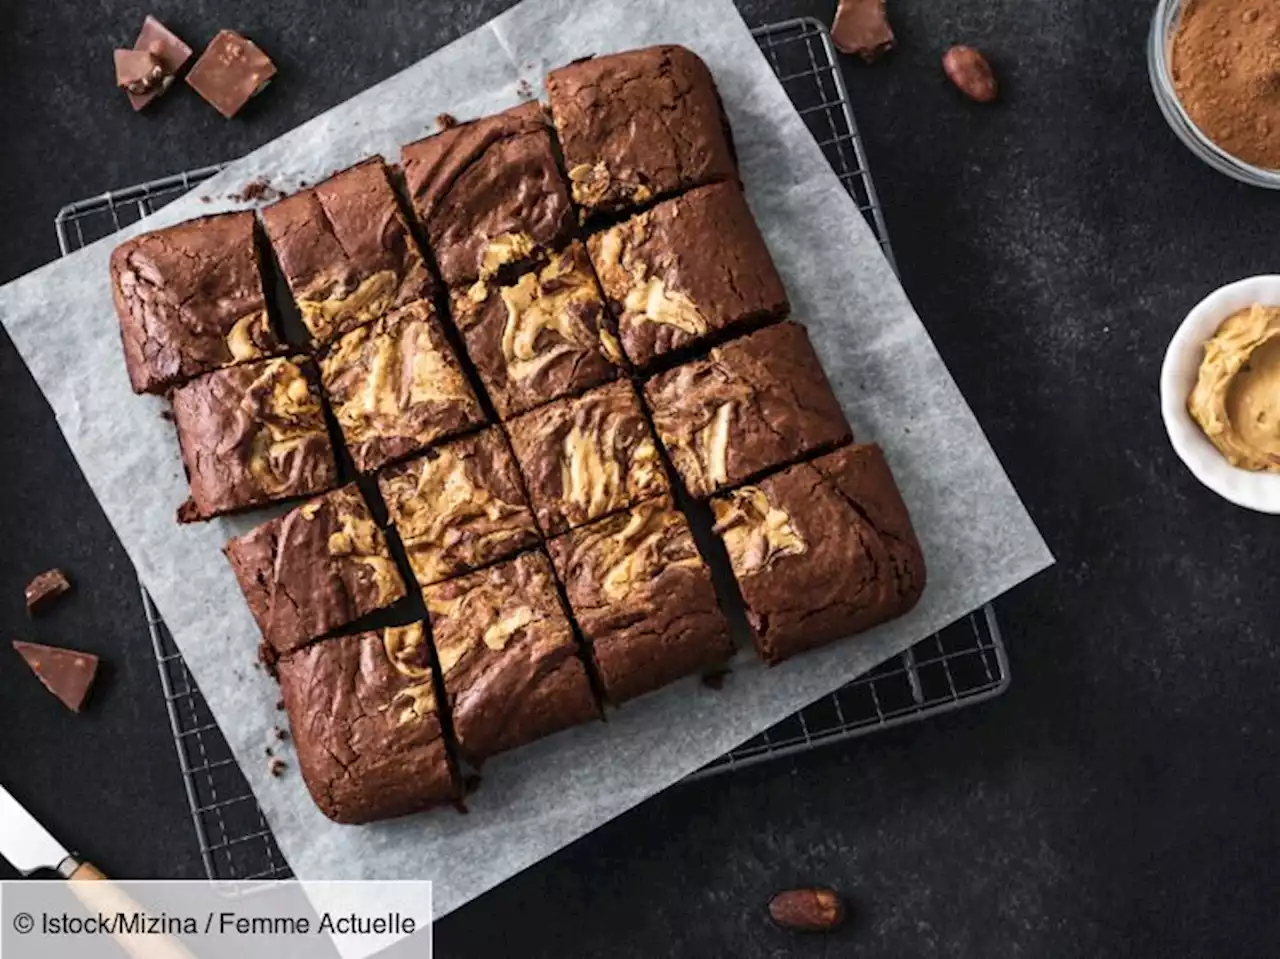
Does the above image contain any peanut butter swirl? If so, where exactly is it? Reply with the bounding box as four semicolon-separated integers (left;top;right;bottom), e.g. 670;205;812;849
711;485;807;575
243;357;332;497
382;623;437;728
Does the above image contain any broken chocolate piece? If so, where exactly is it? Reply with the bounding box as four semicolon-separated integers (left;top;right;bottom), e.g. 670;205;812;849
831;0;896;62
186;29;277;119
115;49;163;94
25;569;71;614
127;15;193;111
13;641;99;712
268;757;286;777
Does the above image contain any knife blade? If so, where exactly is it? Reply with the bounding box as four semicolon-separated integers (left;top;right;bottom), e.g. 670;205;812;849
0;783;73;875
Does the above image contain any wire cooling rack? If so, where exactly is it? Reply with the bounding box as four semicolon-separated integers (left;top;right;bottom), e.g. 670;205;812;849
53;16;1009;881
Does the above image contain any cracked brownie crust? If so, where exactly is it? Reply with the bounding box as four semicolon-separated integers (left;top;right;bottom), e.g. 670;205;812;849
505;379;669;536
548;45;737;215
261;159;434;348
644;322;851;498
278;623;458;824
111;211;281;394
549;497;731;703
711;443;925;665
401;102;574;288
451;242;625;418
377;427;540;588
224;483;406;656
424;551;598;764
171;356;338;520
320;299;484;473
587;182;788;369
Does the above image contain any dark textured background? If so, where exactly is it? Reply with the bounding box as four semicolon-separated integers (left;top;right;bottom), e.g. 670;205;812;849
2;0;1278;955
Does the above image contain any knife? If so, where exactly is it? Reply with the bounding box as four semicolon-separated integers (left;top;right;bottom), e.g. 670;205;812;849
0;783;197;959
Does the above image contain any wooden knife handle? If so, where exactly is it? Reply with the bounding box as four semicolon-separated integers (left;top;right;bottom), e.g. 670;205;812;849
64;860;199;959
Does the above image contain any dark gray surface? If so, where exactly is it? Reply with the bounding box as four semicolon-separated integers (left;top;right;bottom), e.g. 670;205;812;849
1;0;1277;955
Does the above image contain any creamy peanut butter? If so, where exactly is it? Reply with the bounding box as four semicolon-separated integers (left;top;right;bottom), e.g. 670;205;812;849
298;269;398;345
382;624;435;727
712;486;807;574
1189;304;1280;472
245;359;327;495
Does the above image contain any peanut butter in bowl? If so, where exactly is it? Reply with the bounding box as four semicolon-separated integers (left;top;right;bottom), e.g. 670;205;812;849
1188;304;1280;471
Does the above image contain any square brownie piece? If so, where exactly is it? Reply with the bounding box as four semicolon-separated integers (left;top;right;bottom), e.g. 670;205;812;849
224;483;407;657
505;380;669;536
319;300;484;473
111;211;281;394
587;182;788;369
378;428;541;588
278;623;458;823
424;551;598;764
262;159;434;348
450;242;625;419
171;356;338;521
711;444;926;665
549;498;731;703
644;322;852;498
401;102;574;289
547;45;737;215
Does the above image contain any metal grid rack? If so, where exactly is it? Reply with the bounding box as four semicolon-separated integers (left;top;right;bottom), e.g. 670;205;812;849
53;16;1009;882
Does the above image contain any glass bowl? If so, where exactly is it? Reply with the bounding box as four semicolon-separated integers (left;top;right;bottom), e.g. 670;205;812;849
1148;0;1280;189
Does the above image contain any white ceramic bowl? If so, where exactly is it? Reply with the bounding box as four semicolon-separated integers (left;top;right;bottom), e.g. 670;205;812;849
1161;275;1280;513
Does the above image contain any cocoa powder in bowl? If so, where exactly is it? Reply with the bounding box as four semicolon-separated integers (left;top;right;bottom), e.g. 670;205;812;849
1172;0;1280;170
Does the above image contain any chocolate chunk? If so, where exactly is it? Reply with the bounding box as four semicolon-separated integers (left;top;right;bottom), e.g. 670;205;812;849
186;30;276;119
268;757;287;777
115;49;163;94
831;0;896;62
25;569;71;614
13;641;99;712
127;15;193;111
435;113;458;130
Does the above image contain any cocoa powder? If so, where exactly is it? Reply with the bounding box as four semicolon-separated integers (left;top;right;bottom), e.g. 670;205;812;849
1172;0;1280;169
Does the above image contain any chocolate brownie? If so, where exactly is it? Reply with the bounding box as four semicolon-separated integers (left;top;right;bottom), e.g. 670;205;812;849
548;498;731;703
320;299;484;473
424;551;598;763
277;623;458;823
451;242;625;419
710;443;926;665
171;356;337;521
547;45;737;215
587;182;788;369
401;102;574;288
224;484;407;656
644;322;851;498
505;379;669;536
262;159;434;347
377;428;540;588
111;212;281;394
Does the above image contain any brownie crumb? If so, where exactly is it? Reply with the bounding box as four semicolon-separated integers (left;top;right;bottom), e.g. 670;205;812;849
435;112;458;130
273;726;290;742
231;176;279;203
159;409;174;422
701;668;731;690
275;697;285;711
516;78;533;99
268;757;287;777
265;745;273;757
199;195;212;204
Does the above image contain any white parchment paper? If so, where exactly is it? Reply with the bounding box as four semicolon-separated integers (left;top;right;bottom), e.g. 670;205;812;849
0;0;1052;934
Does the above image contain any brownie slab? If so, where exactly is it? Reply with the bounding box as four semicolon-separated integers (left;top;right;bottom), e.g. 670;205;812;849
424;551;598;764
710;444;926;665
320;300;484;473
278;623;457;824
171;356;337;520
451;242;625;419
587;182;788;369
548;45;737;215
224;484;407;656
378;428;540;588
644;322;851;498
262;159;434;347
549;498;731;703
401;102;574;288
111;211;281;394
505;380;669;536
